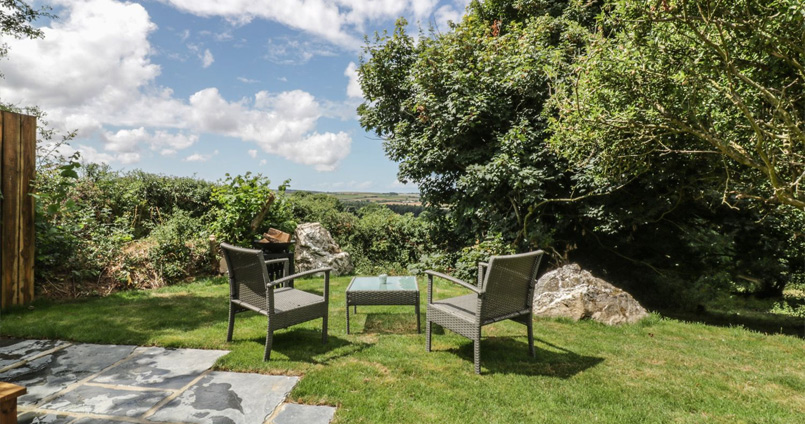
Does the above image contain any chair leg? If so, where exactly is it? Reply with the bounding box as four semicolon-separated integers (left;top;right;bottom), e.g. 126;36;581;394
426;321;433;352
264;324;274;361
226;304;236;342
322;315;328;344
527;319;535;357
473;333;481;375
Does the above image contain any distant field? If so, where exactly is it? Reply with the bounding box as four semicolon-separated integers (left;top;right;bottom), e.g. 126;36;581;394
312;191;421;206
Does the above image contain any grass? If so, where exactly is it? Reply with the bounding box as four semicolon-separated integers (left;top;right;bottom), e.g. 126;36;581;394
2;276;804;423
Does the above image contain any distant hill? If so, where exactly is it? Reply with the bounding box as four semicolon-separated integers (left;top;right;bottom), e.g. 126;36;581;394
330;191;421;206
289;190;421;206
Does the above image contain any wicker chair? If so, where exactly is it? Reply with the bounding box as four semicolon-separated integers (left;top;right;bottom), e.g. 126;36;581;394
425;250;545;374
220;243;331;361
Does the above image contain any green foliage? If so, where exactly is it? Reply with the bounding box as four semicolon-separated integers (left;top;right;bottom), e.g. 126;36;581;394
208;173;295;246
454;233;516;283
148;210;210;284
551;0;805;209
344;204;430;274
358;1;602;254
79;164;214;238
289;192;356;241
290;192;432;275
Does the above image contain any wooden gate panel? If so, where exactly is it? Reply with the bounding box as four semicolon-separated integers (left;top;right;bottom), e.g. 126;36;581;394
1;111;36;309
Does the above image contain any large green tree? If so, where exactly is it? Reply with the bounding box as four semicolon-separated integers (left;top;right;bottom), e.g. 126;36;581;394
552;0;805;209
358;0;601;252
358;0;805;303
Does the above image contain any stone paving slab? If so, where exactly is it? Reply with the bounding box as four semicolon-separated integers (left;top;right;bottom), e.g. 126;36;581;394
270;403;337;424
1;339;336;424
0;339;68;369
147;371;298;423
17;411;75;424
91;346;228;390
40;384;170;418
0;343;136;406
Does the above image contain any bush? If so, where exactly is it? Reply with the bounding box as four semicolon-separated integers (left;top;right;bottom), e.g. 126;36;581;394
208;173;296;246
147;210;210;285
453;233;515;283
344;204;430;274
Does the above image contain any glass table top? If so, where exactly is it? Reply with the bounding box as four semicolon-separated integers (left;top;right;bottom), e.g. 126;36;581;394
347;276;418;292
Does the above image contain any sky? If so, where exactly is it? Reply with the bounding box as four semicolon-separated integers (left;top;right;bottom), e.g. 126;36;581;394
1;0;471;193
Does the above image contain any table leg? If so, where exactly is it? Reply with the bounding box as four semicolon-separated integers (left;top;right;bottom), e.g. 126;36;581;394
346;299;351;335
416;292;421;333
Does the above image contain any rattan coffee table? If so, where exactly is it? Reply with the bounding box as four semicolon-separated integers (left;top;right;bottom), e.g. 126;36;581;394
345;276;420;334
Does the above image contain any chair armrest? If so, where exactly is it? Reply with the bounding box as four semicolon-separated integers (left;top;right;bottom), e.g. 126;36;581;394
268;267;332;288
424;270;481;294
264;258;289;266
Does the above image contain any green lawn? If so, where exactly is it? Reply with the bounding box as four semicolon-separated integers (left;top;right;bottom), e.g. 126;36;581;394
2;276;804;423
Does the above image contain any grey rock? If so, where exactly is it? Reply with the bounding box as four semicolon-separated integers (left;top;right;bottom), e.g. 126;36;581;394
294;222;353;276
533;264;649;325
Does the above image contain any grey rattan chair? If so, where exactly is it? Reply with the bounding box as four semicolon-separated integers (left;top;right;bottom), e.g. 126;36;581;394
425;250;545;374
220;242;331;361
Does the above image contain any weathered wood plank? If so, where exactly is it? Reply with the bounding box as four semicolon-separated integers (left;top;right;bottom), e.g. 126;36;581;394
20;114;36;304
0;112;4;309
0;381;26;424
1;112;21;309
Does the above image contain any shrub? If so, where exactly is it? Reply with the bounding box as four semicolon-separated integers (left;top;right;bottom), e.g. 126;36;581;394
453;233;515;283
208;173;295;246
147;210;210;285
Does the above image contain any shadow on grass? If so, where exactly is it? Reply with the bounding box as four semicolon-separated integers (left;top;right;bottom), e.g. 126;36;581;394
658;308;805;339
443;336;603;377
249;329;370;364
2;293;228;346
357;312;422;334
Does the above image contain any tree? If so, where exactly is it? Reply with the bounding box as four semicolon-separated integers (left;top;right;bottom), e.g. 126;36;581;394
552;0;805;209
358;0;805;303
358;0;602;253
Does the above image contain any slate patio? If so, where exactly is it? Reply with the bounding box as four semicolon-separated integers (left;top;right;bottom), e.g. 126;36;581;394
0;338;335;424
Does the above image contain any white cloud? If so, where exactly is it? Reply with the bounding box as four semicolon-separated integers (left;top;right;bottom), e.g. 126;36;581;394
201;48;214;68
259;159;267;165
248;149;257;158
344;62;362;99
158;0;443;50
100;127;199;159
266;37;336;65
434;4;463;31
184;153;211;162
184;150;218;162
2;0;352;171
238;77;260;83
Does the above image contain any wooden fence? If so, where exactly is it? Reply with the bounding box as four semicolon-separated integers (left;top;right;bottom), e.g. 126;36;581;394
1;111;36;310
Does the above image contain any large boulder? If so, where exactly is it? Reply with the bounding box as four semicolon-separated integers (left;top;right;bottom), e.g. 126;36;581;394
533;264;648;325
294;223;353;276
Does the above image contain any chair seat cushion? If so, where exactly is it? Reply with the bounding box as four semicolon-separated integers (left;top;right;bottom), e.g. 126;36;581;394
430;294;478;322
274;287;324;313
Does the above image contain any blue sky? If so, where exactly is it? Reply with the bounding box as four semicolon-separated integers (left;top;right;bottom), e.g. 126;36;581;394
2;0;470;192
